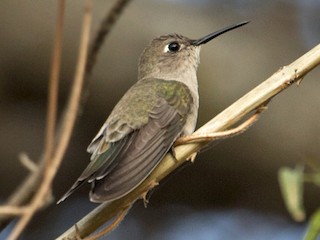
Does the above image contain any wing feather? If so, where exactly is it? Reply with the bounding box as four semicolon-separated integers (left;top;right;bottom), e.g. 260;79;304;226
57;79;194;204
90;98;183;202
56;136;132;204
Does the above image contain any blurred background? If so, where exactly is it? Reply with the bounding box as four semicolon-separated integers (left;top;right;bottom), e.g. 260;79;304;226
1;0;320;239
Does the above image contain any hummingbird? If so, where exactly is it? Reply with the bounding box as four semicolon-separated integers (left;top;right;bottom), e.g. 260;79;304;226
58;21;249;204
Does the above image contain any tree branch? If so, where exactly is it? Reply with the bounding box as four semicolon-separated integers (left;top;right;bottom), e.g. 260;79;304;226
56;43;320;239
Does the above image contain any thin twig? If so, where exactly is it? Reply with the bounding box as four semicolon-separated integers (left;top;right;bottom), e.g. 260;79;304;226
85;0;132;75
0;207;27;216
56;43;320;239
175;106;266;145
81;0;133;112
82;206;130;240
0;160;44;230
43;0;64;165
19;153;39;173
6;1;93;239
0;0;133;232
0;0;66;231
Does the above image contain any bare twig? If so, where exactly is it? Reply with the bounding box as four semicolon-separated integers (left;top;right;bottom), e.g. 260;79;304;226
81;206;130;240
0;206;27;216
175;105;266;146
85;0;132;75
0;0;133;232
19;153;39;173
81;0;133;111
56;43;320;239
4;0;93;239
0;160;44;230
0;0;66;231
43;0;64;165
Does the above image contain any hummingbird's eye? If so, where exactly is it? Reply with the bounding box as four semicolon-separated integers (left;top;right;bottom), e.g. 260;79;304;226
164;42;181;53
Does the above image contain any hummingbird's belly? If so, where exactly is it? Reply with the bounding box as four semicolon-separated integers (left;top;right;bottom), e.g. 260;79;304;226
182;104;198;136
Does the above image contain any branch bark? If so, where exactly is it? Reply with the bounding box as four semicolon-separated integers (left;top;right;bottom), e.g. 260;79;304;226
56;43;320;239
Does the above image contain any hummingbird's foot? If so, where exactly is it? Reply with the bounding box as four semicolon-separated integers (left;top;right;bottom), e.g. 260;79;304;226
174;104;267;145
187;152;198;163
141;180;159;208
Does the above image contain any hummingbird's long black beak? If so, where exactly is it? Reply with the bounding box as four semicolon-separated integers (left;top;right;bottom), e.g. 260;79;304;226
191;21;249;46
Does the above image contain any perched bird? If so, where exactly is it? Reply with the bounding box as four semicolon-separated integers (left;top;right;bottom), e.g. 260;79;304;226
58;21;249;204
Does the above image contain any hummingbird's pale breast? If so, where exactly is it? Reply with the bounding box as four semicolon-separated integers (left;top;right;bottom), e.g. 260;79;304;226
138;34;201;135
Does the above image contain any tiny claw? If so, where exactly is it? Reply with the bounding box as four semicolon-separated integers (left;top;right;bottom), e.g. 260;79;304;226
142;193;149;208
141;181;159;208
296;77;303;86
187;152;198;163
257;105;268;112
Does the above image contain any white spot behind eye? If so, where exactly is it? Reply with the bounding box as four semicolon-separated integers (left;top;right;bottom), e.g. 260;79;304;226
164;44;170;53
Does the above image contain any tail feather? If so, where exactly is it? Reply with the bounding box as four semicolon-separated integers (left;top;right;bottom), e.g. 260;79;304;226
56;180;85;204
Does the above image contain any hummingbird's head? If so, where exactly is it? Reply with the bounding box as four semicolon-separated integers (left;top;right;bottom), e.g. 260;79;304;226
137;21;249;81
138;34;201;80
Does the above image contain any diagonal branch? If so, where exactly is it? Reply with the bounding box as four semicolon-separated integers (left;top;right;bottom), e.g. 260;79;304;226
85;0;132;75
56;43;320;239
